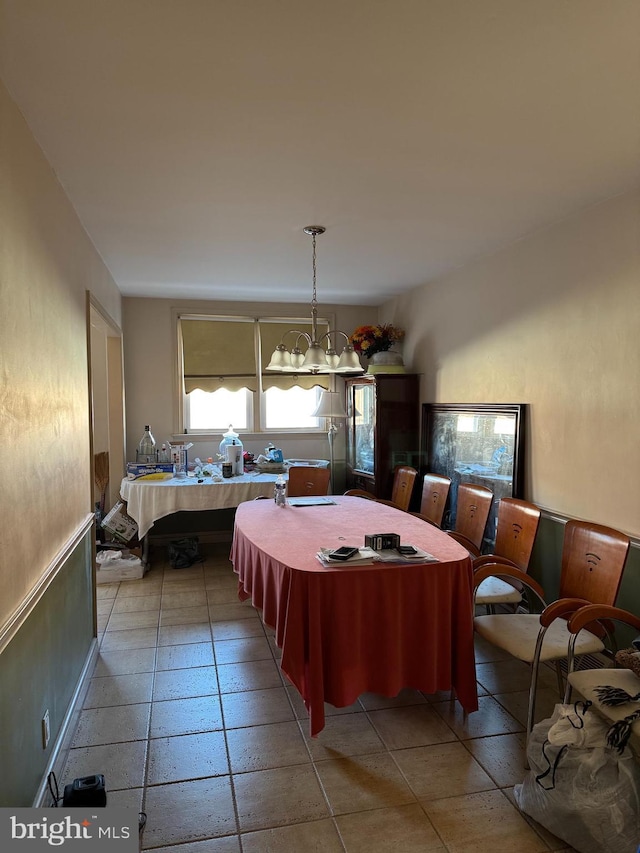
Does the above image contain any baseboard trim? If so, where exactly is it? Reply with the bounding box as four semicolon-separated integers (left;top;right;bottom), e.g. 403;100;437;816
33;638;100;807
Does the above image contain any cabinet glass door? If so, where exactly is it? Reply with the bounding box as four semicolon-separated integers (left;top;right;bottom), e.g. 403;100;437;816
350;383;375;475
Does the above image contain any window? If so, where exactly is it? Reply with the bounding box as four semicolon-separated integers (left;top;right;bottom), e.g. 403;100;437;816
179;315;331;432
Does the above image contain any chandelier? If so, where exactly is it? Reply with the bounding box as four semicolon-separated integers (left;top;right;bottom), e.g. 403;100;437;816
265;226;364;375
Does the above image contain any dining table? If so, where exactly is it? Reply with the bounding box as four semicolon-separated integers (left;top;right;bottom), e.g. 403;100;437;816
231;495;478;736
120;471;283;539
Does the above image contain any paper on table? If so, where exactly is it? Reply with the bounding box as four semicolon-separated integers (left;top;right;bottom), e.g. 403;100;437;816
375;547;438;563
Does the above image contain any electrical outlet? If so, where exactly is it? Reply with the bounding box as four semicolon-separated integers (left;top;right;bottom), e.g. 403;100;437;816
42;710;50;749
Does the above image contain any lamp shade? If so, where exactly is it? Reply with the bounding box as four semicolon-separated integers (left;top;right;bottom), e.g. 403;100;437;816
312;390;347;419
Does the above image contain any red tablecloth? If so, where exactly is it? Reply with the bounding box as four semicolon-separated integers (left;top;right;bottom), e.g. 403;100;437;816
230;495;478;735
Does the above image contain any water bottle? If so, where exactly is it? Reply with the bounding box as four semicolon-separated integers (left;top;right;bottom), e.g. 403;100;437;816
274;474;287;507
137;425;157;463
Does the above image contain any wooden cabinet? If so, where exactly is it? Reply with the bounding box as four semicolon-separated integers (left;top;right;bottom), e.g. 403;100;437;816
345;374;420;501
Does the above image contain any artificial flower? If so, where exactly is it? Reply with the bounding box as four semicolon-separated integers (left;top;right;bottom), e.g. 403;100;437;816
349;324;405;358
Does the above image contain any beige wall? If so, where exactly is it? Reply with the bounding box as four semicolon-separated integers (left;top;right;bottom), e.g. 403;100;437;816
382;190;640;538
0;80;121;631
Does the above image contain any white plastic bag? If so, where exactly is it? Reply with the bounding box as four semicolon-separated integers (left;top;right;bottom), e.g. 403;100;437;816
514;702;640;853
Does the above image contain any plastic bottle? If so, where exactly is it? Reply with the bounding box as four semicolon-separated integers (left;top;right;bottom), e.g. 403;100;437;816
274;474;287;507
137;425;156;463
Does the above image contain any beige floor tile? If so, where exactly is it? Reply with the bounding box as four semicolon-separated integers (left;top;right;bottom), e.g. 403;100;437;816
241;819;344;852
336;804;446;853
147;730;229;784
83;672;154;708
100;627;159;651
96;598;115;617
394;740;497;801
226;720;310;773
465;733;529;788
359;689;428;711
142;777;237;848
162;567;206;584
116;577;163;597
431;694;523;739
160;578;208;596
205;573;239;591
209;618;265;642
150;694;223;737
209;603;262;625
107;610;160;631
93;647;156;677
213;635;274;665
315;753;417;815
475;658;557;695
112;593;162;613
96;583;119;600
302;712;386;760
493;687;559;729
233;765;330;832
286;686;362;722
207;587;243;606
161;589;208;609
153;666;219;702
72;703;151;747
423;789;550;852
63;740;147;791
156;641;215;670
152;839;241;853
106;786;144;811
221;687;295;728
216;658;283;693
367;704;457;750
158;621;212;646
160;604;210;626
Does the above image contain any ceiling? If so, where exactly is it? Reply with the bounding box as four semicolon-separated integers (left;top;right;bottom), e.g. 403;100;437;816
2;1;639;306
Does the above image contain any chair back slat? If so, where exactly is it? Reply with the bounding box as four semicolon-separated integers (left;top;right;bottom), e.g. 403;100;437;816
559;519;630;604
454;483;493;551
419;473;451;527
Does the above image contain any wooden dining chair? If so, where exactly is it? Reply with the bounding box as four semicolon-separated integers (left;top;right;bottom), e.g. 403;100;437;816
565;604;640;754
444;482;493;555
416;473;451;527
471;497;541;611
388;465;418;512
473;519;631;740
344;465;418;511
287;465;331;497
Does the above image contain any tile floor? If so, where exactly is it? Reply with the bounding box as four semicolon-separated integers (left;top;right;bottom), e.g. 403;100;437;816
59;543;579;852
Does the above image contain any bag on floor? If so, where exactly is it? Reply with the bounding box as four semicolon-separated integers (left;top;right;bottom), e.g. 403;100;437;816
514;701;640;853
168;537;204;569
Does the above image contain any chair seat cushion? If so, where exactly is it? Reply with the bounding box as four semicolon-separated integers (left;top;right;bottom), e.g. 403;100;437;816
568;668;640;753
474;613;604;662
475;576;522;605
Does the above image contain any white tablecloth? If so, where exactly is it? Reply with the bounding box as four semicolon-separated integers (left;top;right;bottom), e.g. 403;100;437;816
120;473;282;538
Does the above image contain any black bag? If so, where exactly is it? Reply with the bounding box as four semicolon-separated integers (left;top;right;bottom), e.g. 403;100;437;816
168;537;204;569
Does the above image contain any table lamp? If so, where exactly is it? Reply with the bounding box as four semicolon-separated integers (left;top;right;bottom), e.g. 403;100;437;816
311;390;347;493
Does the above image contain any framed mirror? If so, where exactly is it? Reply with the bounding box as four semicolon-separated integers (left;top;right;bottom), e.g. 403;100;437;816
421;403;526;548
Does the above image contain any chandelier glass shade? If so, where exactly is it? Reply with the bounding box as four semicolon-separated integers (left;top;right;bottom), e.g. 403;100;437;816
265;226;364;375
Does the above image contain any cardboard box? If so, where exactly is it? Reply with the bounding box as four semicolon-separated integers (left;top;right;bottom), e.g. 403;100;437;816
126;462;175;479
101;501;138;544
96;550;145;583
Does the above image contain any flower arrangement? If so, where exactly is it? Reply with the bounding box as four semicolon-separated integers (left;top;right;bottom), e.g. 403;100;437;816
349;324;405;359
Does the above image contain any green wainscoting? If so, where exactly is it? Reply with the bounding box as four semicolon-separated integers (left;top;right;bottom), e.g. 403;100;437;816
0;531;94;806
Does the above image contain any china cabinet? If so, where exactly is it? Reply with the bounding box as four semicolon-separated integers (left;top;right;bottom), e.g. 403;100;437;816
345;374;420;501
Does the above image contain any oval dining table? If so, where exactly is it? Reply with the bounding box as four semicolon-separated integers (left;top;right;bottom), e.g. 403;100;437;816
231;495;478;736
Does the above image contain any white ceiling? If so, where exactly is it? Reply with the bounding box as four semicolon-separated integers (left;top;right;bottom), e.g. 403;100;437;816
2;1;639;306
